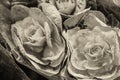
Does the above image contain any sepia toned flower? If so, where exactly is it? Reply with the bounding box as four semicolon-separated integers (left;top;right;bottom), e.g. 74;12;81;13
1;0;120;80
11;15;67;76
65;26;120;80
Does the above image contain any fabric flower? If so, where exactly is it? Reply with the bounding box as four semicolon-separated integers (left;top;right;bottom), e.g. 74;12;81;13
64;26;120;80
11;15;67;76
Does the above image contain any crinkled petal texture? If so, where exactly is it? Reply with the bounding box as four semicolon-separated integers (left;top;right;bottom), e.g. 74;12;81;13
40;3;62;32
11;13;67;77
66;26;120;80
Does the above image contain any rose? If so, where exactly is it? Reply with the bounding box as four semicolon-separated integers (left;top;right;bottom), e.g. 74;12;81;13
65;26;120;80
11;16;67;76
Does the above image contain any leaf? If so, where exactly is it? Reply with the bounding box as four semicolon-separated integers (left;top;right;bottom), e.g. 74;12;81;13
63;8;90;29
84;13;108;30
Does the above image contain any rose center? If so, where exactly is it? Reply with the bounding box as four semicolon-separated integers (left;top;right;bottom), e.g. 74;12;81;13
28;29;36;37
90;45;102;55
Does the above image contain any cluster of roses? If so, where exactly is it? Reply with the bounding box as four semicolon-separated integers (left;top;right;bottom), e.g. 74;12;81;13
1;0;120;80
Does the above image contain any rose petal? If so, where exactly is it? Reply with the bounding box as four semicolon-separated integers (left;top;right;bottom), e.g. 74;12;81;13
88;65;117;79
68;29;89;50
25;53;49;65
84;55;112;70
23;37;45;52
42;38;65;61
41;36;66;67
60;66;76;80
84;44;104;60
24;37;45;47
67;61;90;79
46;16;62;43
29;8;54;31
71;50;86;70
24;20;44;38
50;50;65;67
44;22;52;48
92;26;117;46
114;29;120;65
40;3;62;32
29;59;60;76
11;5;29;21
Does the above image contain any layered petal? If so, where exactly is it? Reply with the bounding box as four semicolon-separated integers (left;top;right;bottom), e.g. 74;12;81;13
66;26;120;79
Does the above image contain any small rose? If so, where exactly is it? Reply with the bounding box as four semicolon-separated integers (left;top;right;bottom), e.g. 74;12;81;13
11;16;66;76
66;26;120;80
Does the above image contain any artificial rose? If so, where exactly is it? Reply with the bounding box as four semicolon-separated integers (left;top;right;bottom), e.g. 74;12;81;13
11;15;67;77
63;26;120;80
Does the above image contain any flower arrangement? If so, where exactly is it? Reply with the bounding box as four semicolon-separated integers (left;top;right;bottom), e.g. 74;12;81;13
0;0;120;80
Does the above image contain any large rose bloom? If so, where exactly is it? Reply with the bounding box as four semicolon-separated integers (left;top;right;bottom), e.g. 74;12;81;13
65;26;120;80
11;13;67;76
